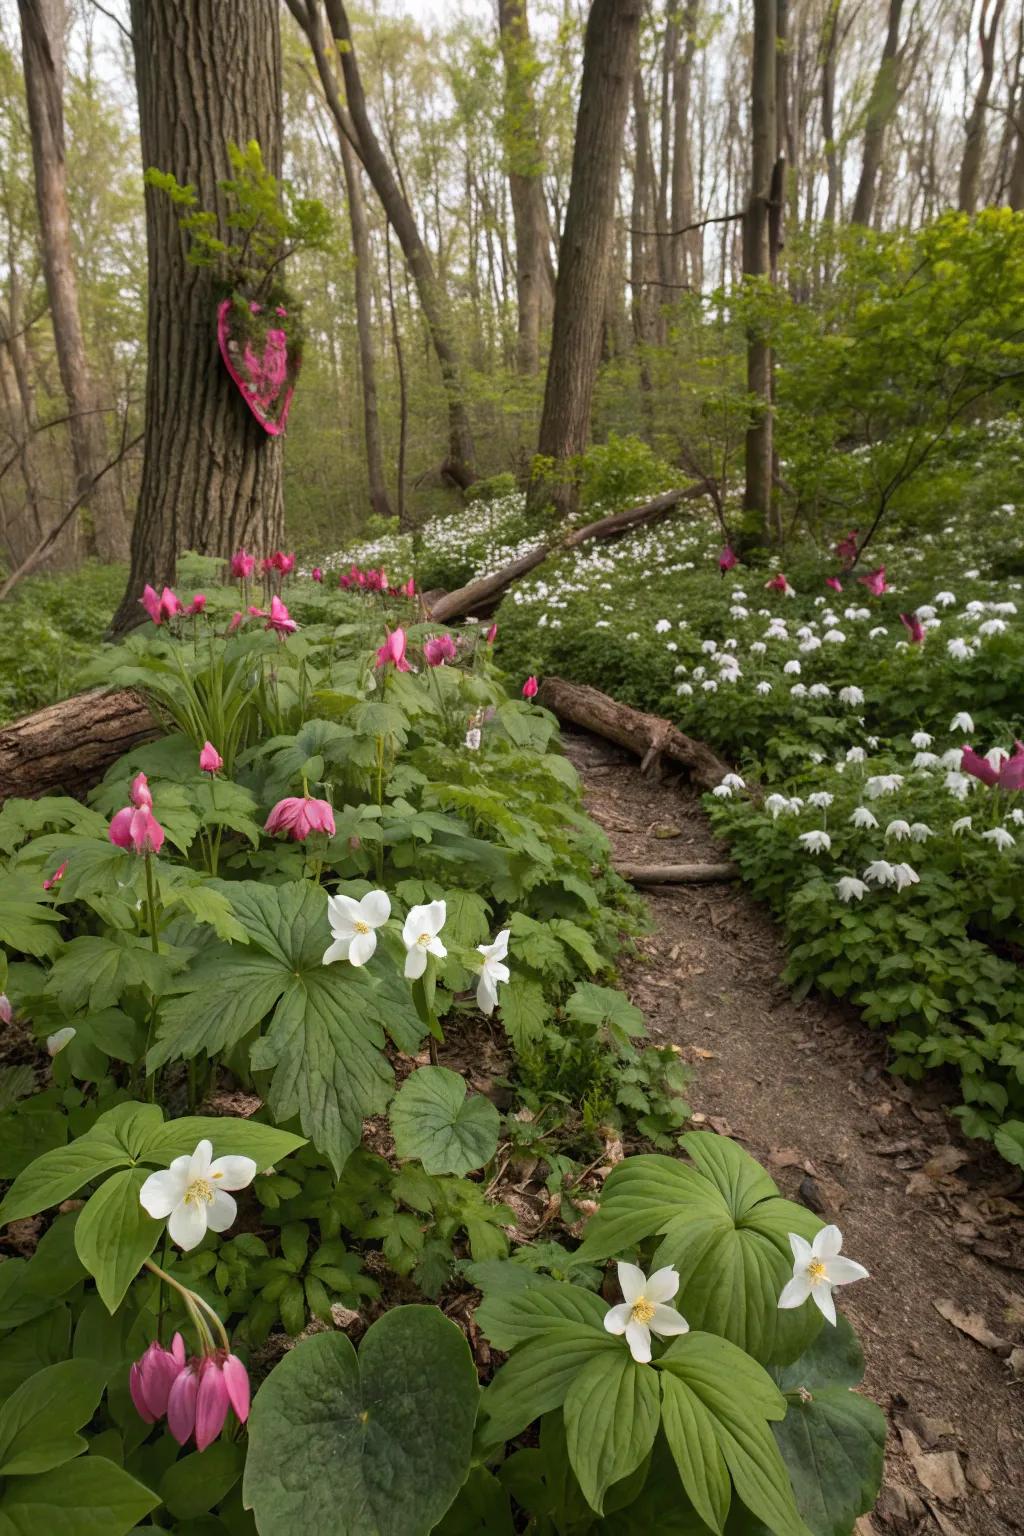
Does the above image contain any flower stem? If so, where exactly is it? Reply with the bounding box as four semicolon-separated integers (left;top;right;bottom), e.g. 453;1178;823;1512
143;1257;231;1355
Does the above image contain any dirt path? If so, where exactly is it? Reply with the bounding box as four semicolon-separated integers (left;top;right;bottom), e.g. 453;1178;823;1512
565;729;1024;1536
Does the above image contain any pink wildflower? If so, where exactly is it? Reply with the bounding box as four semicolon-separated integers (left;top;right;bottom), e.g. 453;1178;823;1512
264;795;336;841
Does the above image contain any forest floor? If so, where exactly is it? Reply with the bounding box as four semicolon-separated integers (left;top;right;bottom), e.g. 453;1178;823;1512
564;728;1024;1536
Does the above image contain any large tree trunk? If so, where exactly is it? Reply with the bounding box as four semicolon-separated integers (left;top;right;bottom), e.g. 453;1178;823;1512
17;0;128;564
315;0;476;488
959;0;1007;214
340;134;392;519
742;0;777;530
526;0;642;521
110;0;285;634
850;0;904;227
498;0;554;376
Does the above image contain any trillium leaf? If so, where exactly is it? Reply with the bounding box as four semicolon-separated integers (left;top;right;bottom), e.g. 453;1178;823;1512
475;1274;609;1350
0;1102;159;1223
480;1327;622;1445
564;1348;661;1515
243;1306;478;1536
390;1066;500;1175
74;1166;161;1313
0;1452;160;1535
141;1116;306;1169
0;1358;107;1476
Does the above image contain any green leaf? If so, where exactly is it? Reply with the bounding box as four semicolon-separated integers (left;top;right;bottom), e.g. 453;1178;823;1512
0;888;65;958
73;1167;161;1313
243;1306;479;1536
390;1066;500;1176
160;880;249;945
46;935;177;1012
0;1452;159;1535
432;1466;514;1535
0;1135;129;1226
566;982;646;1045
0;1359;106;1476
564;1348;661;1514
660;1370;732;1533
481;1327;621;1444
994;1120;1024;1169
0;1308;71;1397
500;973;550;1051
475;1275;609;1350
159;1439;244;1519
140;1116;306;1170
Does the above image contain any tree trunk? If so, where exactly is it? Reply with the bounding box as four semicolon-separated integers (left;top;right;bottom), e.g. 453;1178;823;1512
17;0;128;563
498;0;554;376
657;11;678;289
959;0;1007;214
820;0;841;225
110;0;285;633
743;0;777;530
315;0;476;489
0;690;158;806
339;135;391;518
850;0;904;227
672;0;701;290
526;0;642;521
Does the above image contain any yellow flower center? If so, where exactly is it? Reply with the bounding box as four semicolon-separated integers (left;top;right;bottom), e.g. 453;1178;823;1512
184;1178;214;1207
808;1259;827;1284
418;932;431;946
354;920;370;933
630;1295;656;1325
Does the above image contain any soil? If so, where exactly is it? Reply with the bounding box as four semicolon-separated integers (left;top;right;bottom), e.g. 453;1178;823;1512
564;727;1024;1536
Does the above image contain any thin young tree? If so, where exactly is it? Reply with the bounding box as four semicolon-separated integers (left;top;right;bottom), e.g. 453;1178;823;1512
959;0;1007;214
497;0;554;375
742;0;777;529
110;0;285;633
17;0;128;561
850;0;905;226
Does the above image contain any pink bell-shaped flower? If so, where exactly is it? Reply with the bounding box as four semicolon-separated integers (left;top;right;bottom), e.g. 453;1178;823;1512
129;1334;186;1424
199;741;223;774
522;675;539;699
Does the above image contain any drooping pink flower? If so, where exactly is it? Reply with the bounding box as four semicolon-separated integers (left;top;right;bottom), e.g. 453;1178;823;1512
311;567;323;583
130;772;152;809
423;634;458;667
227;611;243;634
825;576;843;593
339;574;352;589
130;1334;186;1424
275;305;288;318
230;549;255;580
401;576;416;598
899;612;925;644
265;595;297;635
199;741;223;774
185;594;206;616
858;565;888;596
160;587;183;619
485;623;497;644
140;584;163;624
377;628;411;671
522;675;539;699
167;1353;250;1450
43;860;68;891
834;530;859;565
0;994;12;1025
961;746;1000;787
765;573;795;597
269;551;295;575
963;742;1024;790
264;795;336;841
999;743;1024;791
718;545;738;574
110;796;165;855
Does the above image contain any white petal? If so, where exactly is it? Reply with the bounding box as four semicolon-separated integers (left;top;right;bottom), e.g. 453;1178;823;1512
788;1232;813;1265
360;889;391;927
644;1266;680;1304
823;1256;869;1286
777;1274;813;1310
348;928;378;967
624;1318;652;1363
476;972;498;1015
615;1261;647;1305
427;937;447;960
812;1284;837;1326
326;894;361;933
205;1188;238;1234
139;1166;188;1219
489;962;510;986
603;1303;631;1336
490;929;510;960
167;1198;208;1250
814;1224;843;1259
322;936;351;966
402;910;420;946
424;899;447;936
649;1303;689;1337
404;944;427;980
188;1139;213;1180
208;1154;257;1191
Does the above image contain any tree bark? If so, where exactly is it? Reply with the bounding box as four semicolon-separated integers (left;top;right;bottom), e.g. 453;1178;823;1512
742;0;777;529
339;136;391;518
314;0;476;488
959;0;1007;214
616;862;739;884
17;0;128;563
498;0;554;376
671;0;701;290
526;0;642;521
110;0;285;634
850;0;904;226
0;689;158;806
535;676;734;793
820;0;841;225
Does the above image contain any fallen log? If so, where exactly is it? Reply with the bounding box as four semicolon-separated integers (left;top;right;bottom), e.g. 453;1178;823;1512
427;480;713;625
0;689;159;806
537;677;734;794
616;862;738;884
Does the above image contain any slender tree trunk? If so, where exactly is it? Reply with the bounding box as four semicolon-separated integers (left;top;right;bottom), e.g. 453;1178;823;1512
672;0;700;290
498;0;554;375
110;0;284;634
339;136;391;518
1006;13;1024;208
315;0;476;488
17;0;128;562
385;232;409;530
850;0;904;226
959;0;1007;214
527;0;642;521
820;0;841;225
657;11;678;289
743;0;777;530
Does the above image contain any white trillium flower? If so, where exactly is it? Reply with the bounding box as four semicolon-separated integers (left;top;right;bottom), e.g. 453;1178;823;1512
836;876;868;903
981;827;1015;851
893;862;920;891
808;791;834;809
912;752;939;770
765;793;790;819
323;889;391;968
656;619;672;634
402;901;448;979
799;830;831;854
676;683;693;696
911;731;933;750
722;773;746;790
951;815;972;835
777;1226;869;1326
783;660;802;676
809;683;831;699
945;771;972;800
139;1138;257;1251
909;823;933;842
934;591;956;607
863;859;896;886
703;679;718;693
47;1026;76;1057
885;819;911;842
476;929;510;1014
947;638;972;660
791;683;807;698
603;1262;689;1363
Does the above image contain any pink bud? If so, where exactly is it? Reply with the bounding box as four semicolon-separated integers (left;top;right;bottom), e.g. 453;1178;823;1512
522;675;538;699
718;545;738;573
130;1335;186;1424
228;611;243;634
899;611;924;644
43;860;68;891
221;1353;251;1422
199;741;223;774
423;634;457;667
825;576;843;593
858;565;888;597
186;593;207;616
108;806;134;849
195;1358;231;1452
160;587;183;620
230;549;255;580
311;567;323;583
129;806;165;855
402;576;416;598
265;795;335;841
130;772;152;809
485;623;497;644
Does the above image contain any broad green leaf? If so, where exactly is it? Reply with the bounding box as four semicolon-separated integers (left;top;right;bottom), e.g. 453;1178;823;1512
390;1066;500;1175
660;1371;732;1533
159;880;249;945
0;1451;159;1535
772;1314;866;1394
0;1359;106;1475
243;1307;479;1536
500;972;549;1050
440;889;492;947
45;935;177;1012
597;1433;717;1534
0;1308;71;1396
475;1275;609;1350
566;981;646;1043
0;884;64;959
74;1167;161;1313
159;1439;244;1519
0;1134;130;1225
994;1120;1024;1169
481;1327;621;1444
564;1347;661;1514
141;1116;306;1169
433;1466;515;1535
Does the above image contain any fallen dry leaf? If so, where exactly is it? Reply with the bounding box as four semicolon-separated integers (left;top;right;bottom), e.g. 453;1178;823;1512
924;1500;967;1536
902;1411;956;1448
1007;1345;1024;1380
932;1298;1010;1354
899;1428;966;1504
